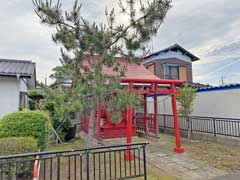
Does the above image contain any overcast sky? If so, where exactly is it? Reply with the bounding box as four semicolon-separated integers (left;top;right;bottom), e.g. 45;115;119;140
0;0;240;85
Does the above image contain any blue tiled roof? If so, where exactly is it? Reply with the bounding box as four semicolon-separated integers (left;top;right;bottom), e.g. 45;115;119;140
197;84;240;92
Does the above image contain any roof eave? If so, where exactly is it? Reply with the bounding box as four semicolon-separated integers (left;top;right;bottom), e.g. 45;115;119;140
144;44;200;62
0;73;32;78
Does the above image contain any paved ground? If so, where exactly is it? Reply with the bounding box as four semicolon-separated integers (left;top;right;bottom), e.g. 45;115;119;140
210;174;240;180
146;140;227;180
146;139;240;180
103;138;240;180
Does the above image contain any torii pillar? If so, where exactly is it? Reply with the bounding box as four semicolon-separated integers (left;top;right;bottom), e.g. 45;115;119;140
143;94;147;134
153;83;159;136
170;83;184;153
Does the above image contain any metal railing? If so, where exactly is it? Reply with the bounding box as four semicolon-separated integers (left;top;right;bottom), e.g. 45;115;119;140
0;142;148;180
135;113;240;137
159;114;240;137
135;114;157;136
158;114;240;137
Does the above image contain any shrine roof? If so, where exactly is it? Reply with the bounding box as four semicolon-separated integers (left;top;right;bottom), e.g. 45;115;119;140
82;55;160;80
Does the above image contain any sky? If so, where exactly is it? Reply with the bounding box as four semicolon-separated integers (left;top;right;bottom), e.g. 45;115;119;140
0;0;240;86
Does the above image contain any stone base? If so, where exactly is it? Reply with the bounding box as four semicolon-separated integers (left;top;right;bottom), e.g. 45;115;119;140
137;131;160;142
174;147;184;153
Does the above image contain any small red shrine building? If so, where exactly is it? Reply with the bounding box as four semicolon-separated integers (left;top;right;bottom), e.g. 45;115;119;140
80;56;184;154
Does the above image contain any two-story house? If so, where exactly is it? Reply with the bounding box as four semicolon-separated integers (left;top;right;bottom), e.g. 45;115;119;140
143;44;199;82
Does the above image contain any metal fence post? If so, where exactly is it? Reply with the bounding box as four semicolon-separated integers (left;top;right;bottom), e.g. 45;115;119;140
57;154;61;180
213;118;216;136
143;145;147;180
0;159;2;180
86;149;90;180
190;117;193;133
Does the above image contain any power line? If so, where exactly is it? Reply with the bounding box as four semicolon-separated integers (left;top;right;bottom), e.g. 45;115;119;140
195;59;240;83
205;59;240;76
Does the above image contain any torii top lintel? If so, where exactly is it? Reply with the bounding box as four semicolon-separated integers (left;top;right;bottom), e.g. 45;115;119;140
121;78;183;85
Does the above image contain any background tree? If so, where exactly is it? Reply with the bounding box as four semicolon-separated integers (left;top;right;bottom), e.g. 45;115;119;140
29;87;80;143
33;0;172;146
28;89;45;110
177;83;196;139
43;86;81;142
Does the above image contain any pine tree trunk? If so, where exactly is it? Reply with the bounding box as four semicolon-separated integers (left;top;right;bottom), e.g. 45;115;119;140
87;108;95;148
187;116;191;139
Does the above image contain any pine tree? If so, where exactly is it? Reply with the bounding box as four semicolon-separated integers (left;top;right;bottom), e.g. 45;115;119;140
33;0;172;146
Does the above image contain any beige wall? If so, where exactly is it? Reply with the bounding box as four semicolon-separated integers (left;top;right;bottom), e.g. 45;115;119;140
144;58;193;82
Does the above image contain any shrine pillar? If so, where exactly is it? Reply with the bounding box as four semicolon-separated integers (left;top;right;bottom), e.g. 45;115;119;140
143;94;147;134
154;83;159;136
170;83;184;153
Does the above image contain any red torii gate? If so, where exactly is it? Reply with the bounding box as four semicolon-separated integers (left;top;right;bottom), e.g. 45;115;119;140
121;78;184;155
79;57;184;159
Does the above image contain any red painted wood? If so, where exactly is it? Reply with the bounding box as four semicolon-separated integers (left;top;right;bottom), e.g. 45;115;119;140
154;84;159;136
170;83;184;153
121;78;183;84
127;82;133;144
132;89;181;95
101;126;136;138
143;95;147;133
78;56;184;154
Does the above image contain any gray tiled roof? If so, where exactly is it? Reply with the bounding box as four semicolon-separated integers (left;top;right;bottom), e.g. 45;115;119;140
0;59;35;78
144;43;200;61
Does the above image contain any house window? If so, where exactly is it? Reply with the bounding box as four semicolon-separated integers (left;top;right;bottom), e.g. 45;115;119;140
147;63;155;74
163;64;179;80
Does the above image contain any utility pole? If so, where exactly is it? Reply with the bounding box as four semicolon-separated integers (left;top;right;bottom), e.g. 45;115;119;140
45;77;47;86
220;76;224;86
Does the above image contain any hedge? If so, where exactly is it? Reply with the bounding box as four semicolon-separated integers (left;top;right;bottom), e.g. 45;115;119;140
0;137;38;155
0;110;51;150
0;137;38;178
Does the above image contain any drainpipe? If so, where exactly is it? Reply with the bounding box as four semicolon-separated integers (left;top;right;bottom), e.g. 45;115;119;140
16;74;21;110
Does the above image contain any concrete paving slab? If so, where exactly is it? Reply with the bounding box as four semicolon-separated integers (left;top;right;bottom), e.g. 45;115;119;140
210;174;240;180
145;139;229;180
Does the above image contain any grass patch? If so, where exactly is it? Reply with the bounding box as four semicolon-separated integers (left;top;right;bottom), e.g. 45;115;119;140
45;137;176;179
184;140;240;172
159;133;240;173
46;138;86;151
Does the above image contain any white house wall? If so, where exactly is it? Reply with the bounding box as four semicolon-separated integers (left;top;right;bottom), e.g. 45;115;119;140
0;77;19;118
146;88;240;119
147;96;173;115
192;89;240;118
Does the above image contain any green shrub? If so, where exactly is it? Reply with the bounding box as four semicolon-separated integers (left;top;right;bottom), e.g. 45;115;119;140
0;137;38;155
0;137;38;178
28;89;45;101
0;110;51;150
